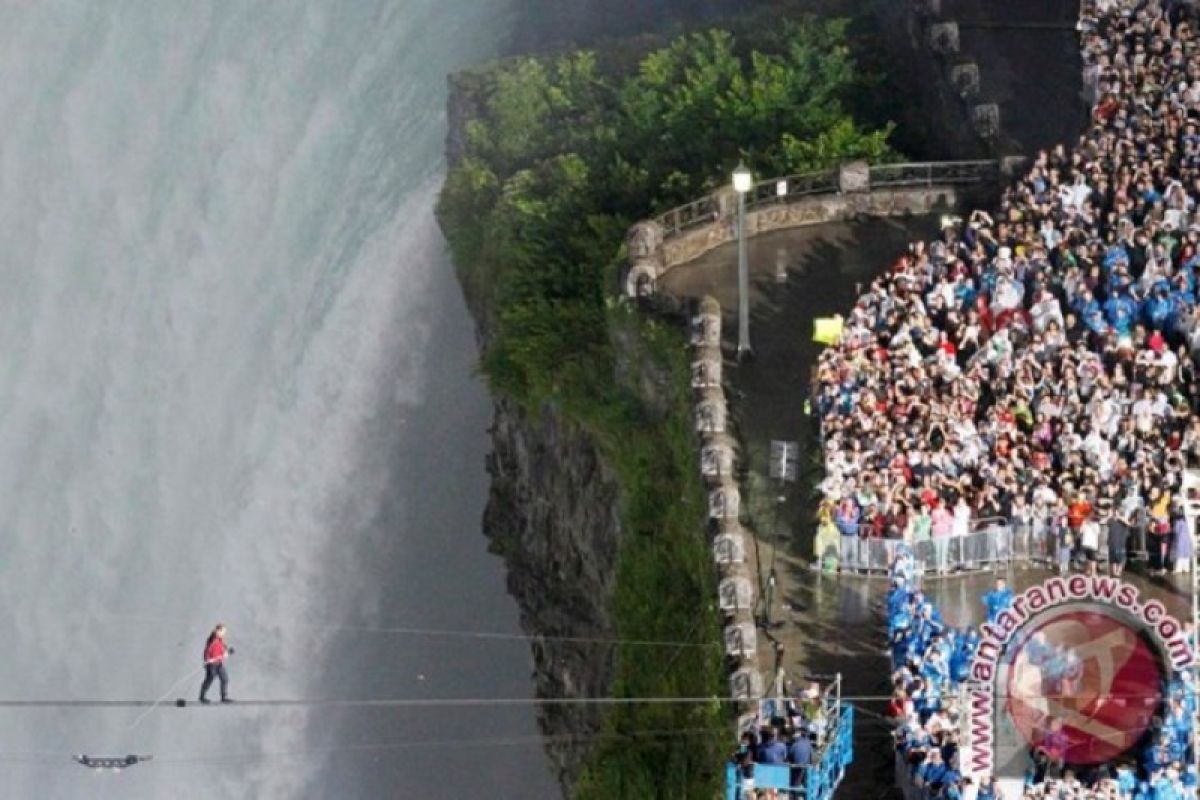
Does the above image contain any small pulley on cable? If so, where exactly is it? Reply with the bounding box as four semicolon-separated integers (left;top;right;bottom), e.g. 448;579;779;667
73;754;153;771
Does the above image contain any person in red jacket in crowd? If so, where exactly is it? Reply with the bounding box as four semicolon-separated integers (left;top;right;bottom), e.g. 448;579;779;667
199;623;234;704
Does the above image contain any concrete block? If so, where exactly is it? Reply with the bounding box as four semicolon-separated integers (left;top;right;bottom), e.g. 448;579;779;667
724;622;758;658
712;531;746;564
691;353;722;389
623;260;657;298
972;103;1000;139
708;484;740;519
950;62;980;99
695;399;726;434
718;575;754;611
730;666;764;701
690;307;721;347
626;220;663;260
701;442;735;481
929;21;959;55
838;160;871;194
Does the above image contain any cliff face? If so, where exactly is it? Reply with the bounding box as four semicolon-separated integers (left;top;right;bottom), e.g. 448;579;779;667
445;71;485;170
483;398;622;790
444;67;625;795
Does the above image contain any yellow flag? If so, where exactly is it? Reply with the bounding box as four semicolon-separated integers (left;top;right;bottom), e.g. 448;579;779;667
813;316;843;345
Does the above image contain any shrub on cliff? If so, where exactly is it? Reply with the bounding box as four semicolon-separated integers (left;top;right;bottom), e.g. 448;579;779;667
440;17;894;404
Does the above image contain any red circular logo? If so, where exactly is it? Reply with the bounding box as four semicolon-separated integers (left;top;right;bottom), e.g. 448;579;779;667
1006;609;1164;765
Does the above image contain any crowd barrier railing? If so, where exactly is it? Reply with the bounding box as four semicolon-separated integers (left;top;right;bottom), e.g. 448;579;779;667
837;519;1017;575
834;519;1165;576
725;678;854;800
724;705;855;800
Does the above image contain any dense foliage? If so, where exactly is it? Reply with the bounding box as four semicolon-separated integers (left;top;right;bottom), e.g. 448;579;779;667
437;15;896;799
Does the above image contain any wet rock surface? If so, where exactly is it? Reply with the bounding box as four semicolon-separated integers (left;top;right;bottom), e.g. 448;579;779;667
483;397;623;791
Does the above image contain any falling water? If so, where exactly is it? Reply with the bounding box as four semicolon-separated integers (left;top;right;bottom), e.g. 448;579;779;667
0;1;557;797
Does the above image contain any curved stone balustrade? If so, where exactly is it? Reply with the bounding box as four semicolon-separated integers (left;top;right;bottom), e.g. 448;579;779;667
624;160;1002;297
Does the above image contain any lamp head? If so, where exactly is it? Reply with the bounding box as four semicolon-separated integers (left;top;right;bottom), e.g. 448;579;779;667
732;163;753;194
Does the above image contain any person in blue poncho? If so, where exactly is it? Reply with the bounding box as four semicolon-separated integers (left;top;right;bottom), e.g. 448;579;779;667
920;645;950;689
1164;697;1190;748
950;627;979;684
1072;286;1100;318
915;748;949;791
1105;290;1138;335
1104;242;1130;270
914;681;941;721
1077;293;1109;335
1115;762;1137;796
889;599;913;638
912;604;944;656
887;576;910;618
975;775;999;800
1168;287;1192;333
1083;304;1109;335
1144;731;1177;774
1147;282;1175;329
981;577;1014;623
1153;767;1185;800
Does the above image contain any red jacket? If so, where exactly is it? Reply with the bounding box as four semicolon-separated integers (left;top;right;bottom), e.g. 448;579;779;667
204;636;227;664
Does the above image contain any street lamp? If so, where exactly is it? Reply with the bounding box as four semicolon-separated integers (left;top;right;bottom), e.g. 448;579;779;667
732;163;753;359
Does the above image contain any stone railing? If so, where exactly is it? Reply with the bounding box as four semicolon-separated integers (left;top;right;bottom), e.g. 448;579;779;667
624;159;1007;297
689;296;763;727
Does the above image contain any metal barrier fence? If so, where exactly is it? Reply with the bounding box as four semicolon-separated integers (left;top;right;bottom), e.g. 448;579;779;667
724;676;859;800
653;160;1000;238
744;169;840;212
834;520;1087;576
869;160;1000;189
657;195;719;237
725;702;854;800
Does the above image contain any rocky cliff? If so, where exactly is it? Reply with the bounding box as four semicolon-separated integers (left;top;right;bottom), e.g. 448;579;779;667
482;397;622;789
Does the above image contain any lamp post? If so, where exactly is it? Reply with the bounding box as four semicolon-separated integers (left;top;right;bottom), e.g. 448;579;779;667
732;163;753;360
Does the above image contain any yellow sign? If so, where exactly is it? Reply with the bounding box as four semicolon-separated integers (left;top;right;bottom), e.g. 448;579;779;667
813;316;843;345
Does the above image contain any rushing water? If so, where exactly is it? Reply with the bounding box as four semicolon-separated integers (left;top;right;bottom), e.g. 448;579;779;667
0;1;560;797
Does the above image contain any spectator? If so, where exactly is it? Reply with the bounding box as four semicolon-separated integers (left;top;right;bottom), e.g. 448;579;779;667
756;728;788;765
982;577;1015;623
787;729;813;791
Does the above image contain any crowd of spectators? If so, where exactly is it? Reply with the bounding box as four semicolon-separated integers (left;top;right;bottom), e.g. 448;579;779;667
755;0;1200;796
728;680;832;798
886;550;1197;800
814;0;1200;578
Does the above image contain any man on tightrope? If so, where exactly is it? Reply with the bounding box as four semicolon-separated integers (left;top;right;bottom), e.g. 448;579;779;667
199;623;234;704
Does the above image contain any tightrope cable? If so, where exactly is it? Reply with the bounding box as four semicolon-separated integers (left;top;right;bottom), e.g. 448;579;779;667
125;666;205;732
0;689;1177;711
